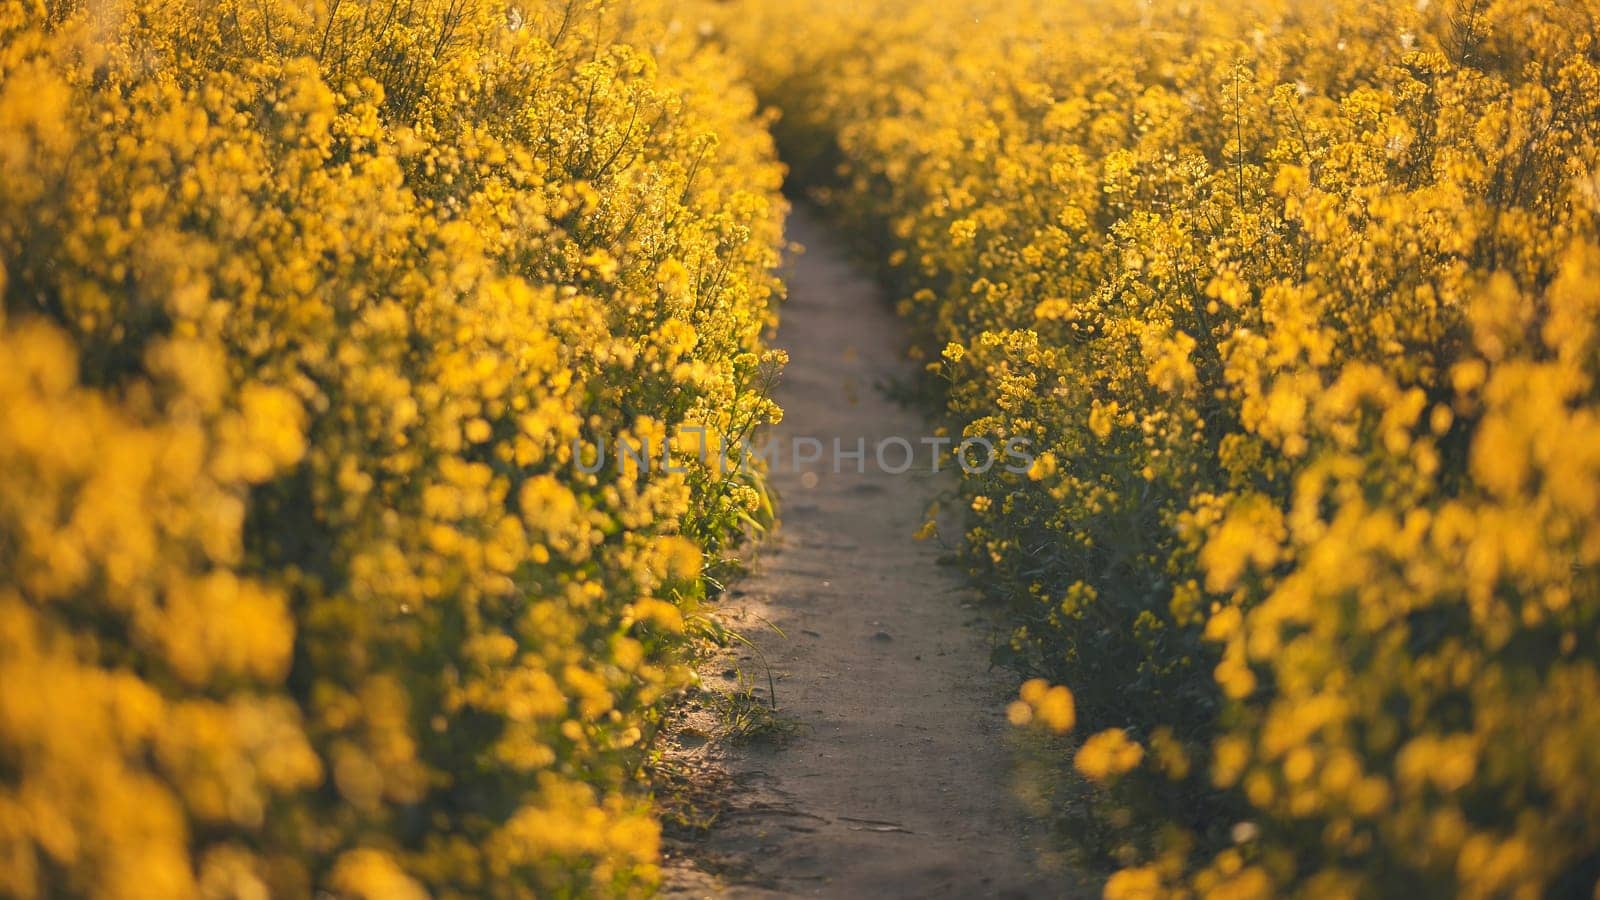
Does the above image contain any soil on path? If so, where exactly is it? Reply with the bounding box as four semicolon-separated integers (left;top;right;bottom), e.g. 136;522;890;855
661;209;1078;898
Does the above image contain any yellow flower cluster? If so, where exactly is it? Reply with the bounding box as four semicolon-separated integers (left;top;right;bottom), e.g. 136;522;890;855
1076;729;1146;785
1008;677;1077;733
0;0;783;896
717;0;1600;894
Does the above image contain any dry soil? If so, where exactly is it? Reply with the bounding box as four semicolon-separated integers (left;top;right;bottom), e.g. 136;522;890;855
660;209;1082;899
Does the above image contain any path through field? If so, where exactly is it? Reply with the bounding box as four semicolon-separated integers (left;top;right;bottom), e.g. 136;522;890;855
663;209;1073;898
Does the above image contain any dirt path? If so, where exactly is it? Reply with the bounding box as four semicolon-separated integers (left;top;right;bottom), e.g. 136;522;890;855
662;209;1076;898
